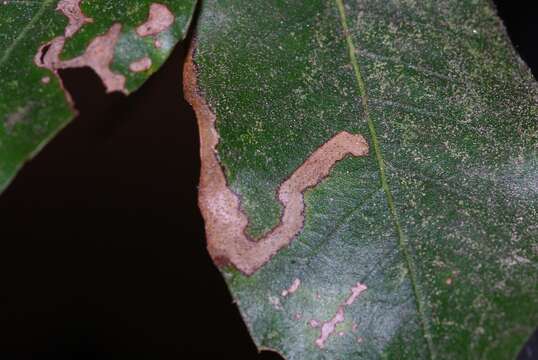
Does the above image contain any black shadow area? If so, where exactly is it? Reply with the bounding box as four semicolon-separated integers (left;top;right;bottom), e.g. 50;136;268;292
0;42;281;359
494;0;538;78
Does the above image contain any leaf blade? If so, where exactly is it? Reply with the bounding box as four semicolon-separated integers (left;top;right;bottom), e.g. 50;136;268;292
189;0;538;358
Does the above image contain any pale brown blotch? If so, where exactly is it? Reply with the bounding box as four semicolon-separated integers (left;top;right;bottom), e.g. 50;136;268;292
136;3;175;38
35;0;126;93
129;56;152;73
184;43;370;275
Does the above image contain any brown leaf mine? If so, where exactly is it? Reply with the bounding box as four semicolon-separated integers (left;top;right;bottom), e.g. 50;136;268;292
56;0;93;37
184;46;369;276
136;3;175;37
314;282;367;348
35;0;126;93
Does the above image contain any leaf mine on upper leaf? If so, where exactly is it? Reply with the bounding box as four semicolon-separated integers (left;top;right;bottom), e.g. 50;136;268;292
0;0;196;194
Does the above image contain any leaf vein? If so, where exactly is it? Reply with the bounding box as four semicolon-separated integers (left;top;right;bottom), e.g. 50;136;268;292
335;0;436;358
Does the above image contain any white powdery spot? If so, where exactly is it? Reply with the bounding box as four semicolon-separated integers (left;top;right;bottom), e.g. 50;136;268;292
268;295;282;310
281;278;301;297
315;282;367;349
501;253;531;267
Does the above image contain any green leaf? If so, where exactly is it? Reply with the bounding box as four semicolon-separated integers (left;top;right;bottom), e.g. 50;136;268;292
0;0;196;193
186;0;538;358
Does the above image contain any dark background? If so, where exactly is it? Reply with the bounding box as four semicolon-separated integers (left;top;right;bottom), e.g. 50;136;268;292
0;1;536;359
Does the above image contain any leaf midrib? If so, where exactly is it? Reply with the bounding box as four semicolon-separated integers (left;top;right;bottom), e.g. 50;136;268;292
334;0;435;357
0;0;55;69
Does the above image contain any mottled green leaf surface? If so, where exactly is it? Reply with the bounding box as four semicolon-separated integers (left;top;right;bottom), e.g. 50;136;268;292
0;0;196;193
192;0;538;358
